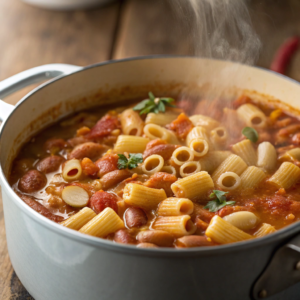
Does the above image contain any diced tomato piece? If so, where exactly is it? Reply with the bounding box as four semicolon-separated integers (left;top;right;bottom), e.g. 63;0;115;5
144;172;177;197
81;158;99;178
89;190;118;214
167;113;194;140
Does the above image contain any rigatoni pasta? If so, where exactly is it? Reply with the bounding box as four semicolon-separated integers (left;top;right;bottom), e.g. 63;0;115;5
211;154;248;182
12;91;300;249
114;135;149;153
123;183;167;210
171;171;214;200
206;216;253;244
240;166;266;188
232;139;257;166
61;207;96;230
79;208;124;238
120;109;144;136
152;215;196;237
157;198;194;216
236;103;267;129
268;162;300;189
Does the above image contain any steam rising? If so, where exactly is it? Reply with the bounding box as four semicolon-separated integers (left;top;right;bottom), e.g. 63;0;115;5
172;0;261;65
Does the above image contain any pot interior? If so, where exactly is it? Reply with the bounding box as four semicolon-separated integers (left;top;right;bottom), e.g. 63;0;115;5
1;56;300;179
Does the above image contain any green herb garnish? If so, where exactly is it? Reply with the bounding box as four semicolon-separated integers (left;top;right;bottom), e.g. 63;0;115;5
133;92;176;115
117;153;143;170
242;127;259;143
204;190;235;212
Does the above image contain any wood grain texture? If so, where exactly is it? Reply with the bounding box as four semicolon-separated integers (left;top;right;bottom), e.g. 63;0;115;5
0;0;120;105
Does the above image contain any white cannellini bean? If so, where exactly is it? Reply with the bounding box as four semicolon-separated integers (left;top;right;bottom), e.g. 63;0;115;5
223;211;259;231
62;186;89;208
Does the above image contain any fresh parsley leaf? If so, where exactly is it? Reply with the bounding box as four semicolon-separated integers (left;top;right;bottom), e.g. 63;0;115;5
127;153;143;169
133;92;176;115
205;190;235;212
117;154;129;170
117;153;143;170
242;127;259;143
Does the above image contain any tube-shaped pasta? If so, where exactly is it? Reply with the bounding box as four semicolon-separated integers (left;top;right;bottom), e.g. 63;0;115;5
171;146;194;166
189;138;209;157
120;109;144;136
282;148;300;161
114;135;149;153
240;166;266;188
216;172;241;191
179;161;201;178
143;124;180;144
186;126;210;147
161;165;177;176
62;159;82;181
206;215;253;244
157;198;194;216
257;142;277;172
123;183;167;210
171;171;214;201
199;151;231;174
210;127;228;148
145;111;179;126
254;223;276;237
152;215;196;237
268;162;300;189
79;207;124;237
236;103;267;129
61;207;97;230
211;154;248;182
142;154;164;175
189;114;220;130
232;139;257;166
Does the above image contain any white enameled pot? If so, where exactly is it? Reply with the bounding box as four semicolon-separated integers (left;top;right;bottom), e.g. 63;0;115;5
1;57;300;300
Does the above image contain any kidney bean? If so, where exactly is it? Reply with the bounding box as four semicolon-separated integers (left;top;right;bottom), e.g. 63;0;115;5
191;204;215;223
124;207;148;228
176;236;215;248
292;133;300;145
100;169;132;190
18;170;47;193
113;229;136;244
44;138;68;153
143;144;179;161
137;243;159;248
145;139;167;150
36;156;65;174
89;190;118;214
144;172;177;197
17;192;64;222
84;115;119;139
69;142;106;160
95;153;118;177
137;230;174;247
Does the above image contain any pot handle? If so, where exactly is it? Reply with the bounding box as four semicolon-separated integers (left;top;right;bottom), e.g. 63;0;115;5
252;233;300;299
0;63;82;122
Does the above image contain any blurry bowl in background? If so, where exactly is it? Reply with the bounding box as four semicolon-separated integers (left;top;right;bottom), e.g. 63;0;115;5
21;0;116;10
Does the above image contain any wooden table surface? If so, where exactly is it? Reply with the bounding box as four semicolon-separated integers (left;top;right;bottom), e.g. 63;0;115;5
1;0;300;298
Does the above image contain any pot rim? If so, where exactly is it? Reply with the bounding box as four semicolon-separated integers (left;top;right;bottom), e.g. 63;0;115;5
1;54;300;257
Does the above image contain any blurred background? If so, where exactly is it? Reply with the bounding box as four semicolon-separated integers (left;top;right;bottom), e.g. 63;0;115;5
1;0;300;298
